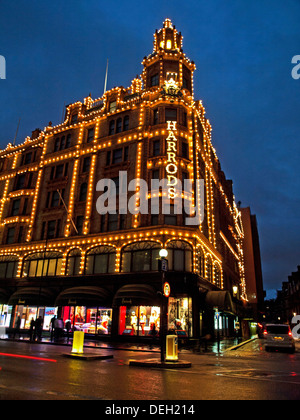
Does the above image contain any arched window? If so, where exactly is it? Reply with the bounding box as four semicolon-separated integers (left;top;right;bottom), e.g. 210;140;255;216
206;255;213;282
0;255;18;279
121;241;160;272
214;263;222;288
66;249;81;276
85;246;116;274
167;240;193;272
79;182;87;202
198;247;205;277
23;252;63;278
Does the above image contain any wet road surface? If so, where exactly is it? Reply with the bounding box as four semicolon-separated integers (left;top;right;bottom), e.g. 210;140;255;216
0;339;300;400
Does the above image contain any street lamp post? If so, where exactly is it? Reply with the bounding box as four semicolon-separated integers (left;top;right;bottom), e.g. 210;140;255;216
159;249;168;363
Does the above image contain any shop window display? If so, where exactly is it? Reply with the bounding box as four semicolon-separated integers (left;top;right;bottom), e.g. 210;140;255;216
119;305;160;336
168;297;193;337
12;305;55;330
0;305;12;328
61;306;112;335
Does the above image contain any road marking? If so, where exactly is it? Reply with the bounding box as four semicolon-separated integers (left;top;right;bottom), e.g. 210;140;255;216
0;352;57;362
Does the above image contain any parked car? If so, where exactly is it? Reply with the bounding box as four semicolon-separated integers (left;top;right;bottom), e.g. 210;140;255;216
264;324;295;353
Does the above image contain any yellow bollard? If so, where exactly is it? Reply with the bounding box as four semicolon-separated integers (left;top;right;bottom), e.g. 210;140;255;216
71;331;84;354
165;335;178;362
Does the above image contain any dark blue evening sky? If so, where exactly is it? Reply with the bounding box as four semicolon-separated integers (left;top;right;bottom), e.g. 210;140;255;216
0;0;299;299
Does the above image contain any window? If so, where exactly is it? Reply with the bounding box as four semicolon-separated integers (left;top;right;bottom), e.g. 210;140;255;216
46;190;65;209
47;220;57;239
50;163;68;180
166;39;172;49
165;108;177;122
66;134;71;149
164;204;177;226
82;157;91;173
116;118;122;133
87;128;94;143
15;174;26;190
54;134;72;152
107;147;128;165
41;220;61;240
206;256;213;282
50;191;60;208
108;213;118;231
214;264;222;288
22;198;29;215
153;140;160;156
22;152;33;165
6;227;16;245
112;148;123;164
11;199;21;216
66;249;81;276
152;169;160;180
71;114;78;124
151;74;159;87
167;240;193;272
153;109;159;125
182;141;189;159
17;226;24;243
85;246;116;274
121;241;160;272
198;247;205;277
76;216;84;235
79;183;88;202
109;120;115;135
55;164;64;179
123;116;129;131
0;256;18;279
124;146;129;162
23;252;63;278
109;101;117;112
182;77;188;90
54;138;60;152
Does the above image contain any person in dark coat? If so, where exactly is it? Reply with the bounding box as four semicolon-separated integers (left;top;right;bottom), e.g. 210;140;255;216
13;315;21;340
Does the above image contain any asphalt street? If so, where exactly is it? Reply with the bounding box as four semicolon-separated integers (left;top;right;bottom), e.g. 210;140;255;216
0;338;300;401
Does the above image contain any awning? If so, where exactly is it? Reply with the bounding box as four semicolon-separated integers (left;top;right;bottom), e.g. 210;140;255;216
113;284;159;306
55;286;112;307
8;288;55;307
205;291;235;314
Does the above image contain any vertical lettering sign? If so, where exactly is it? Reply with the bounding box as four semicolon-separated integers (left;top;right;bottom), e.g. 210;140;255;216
166;121;178;199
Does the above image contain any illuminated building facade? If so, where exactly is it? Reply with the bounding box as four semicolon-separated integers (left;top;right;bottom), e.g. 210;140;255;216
0;19;252;340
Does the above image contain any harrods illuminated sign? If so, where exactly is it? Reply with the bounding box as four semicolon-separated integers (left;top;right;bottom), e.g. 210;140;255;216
165;120;178;199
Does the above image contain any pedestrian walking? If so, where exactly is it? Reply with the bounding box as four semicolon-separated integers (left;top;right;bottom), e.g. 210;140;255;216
35;316;43;341
50;315;56;341
29;317;35;342
65;319;71;342
13;315;21;340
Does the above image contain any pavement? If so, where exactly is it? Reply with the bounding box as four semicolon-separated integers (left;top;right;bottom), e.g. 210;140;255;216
0;331;258;355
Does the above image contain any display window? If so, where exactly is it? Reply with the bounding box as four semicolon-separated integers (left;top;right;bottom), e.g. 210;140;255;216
0;305;12;328
61;306;112;335
119;305;160;336
168;297;193;337
12;306;55;330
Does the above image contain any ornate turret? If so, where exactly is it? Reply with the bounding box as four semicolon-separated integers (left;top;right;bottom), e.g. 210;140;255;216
142;19;196;98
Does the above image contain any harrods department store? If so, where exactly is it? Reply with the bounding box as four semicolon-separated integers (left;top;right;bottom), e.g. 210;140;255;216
0;20;263;340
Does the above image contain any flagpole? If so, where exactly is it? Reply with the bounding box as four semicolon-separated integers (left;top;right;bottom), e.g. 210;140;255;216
56;189;78;235
104;59;109;95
